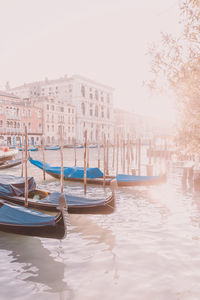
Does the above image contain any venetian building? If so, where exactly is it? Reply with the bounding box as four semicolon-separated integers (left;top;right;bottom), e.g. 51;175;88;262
11;75;114;144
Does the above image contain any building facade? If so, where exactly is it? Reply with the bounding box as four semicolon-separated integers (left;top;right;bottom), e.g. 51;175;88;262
0;91;43;146
28;96;76;145
114;108;172;142
11;75;115;144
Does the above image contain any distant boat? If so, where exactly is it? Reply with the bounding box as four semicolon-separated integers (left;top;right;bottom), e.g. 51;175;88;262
66;145;83;149
29;157;167;186
0;158;23;170
19;147;38;152
0;148;18;162
88;144;98;148
0;174;116;214
0;198;67;239
45;146;61;150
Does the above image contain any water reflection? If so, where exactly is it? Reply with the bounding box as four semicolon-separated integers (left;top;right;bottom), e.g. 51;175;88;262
70;214;118;280
0;233;71;295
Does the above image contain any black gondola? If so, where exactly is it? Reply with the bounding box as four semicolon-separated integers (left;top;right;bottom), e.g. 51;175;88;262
0;158;23;170
0;174;116;214
1;184;116;214
0;195;67;239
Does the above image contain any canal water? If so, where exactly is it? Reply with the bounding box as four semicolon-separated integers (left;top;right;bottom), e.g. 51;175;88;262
0;148;200;300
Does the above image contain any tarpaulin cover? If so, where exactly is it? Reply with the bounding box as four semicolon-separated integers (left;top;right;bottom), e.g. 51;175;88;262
30;158;104;179
0;174;36;197
39;192;107;206
116;174;160;182
0;202;55;225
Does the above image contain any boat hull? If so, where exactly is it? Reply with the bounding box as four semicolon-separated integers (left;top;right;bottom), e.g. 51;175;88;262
0;158;22;170
0;202;66;239
46;170;166;187
0;191;115;214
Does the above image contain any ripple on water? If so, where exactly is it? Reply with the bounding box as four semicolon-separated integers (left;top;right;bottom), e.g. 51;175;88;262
1;150;200;299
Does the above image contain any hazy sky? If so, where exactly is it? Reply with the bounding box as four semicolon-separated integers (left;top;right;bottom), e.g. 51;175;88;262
0;0;181;121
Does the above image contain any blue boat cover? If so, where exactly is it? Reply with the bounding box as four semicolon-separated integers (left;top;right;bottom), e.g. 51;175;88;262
30;158;104;179
116;174;160;182
39;192;107;206
0;202;55;225
45;146;61;150
19;147;38;151
0;174;36;197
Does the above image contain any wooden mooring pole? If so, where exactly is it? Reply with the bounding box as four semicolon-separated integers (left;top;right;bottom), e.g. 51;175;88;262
138;138;141;176
103;134;106;187
24;126;28;207
116;134;119;175
42;135;46;180
84;130;87;195
106;139;109;175
21;135;24;177
60;127;64;193
74;138;77;166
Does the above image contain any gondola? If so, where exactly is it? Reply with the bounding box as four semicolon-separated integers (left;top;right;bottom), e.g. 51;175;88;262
29;157;167;187
0;174;116;214
0;158;22;170
45;146;61;150
0;196;67;239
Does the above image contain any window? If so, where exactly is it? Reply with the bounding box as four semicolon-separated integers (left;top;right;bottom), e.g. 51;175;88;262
81;103;85;115
95;89;98;100
90;104;93;116
107;109;110;119
107;94;110;103
95;105;98;117
51;105;54;111
47;104;49;110
81;85;85;97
